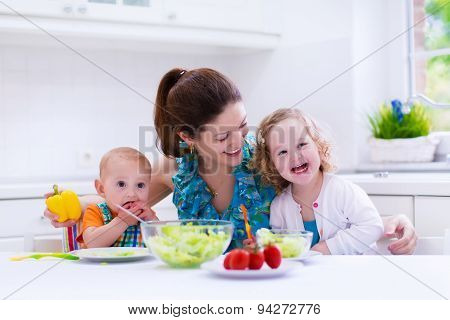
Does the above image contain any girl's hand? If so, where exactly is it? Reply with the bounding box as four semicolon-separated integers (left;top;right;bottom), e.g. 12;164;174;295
243;238;256;250
383;215;417;255
43;190;77;228
311;241;331;255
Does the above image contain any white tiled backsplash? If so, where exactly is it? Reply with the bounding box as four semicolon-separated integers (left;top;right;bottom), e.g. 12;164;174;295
1;0;366;182
0;45;232;180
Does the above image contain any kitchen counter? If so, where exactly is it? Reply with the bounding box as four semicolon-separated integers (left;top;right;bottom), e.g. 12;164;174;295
340;173;450;196
0;179;96;200
2;172;450;200
1;253;449;300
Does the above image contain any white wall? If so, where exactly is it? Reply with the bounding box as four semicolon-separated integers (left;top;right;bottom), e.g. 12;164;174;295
0;46;234;180
229;0;356;171
0;0;409;180
352;0;409;165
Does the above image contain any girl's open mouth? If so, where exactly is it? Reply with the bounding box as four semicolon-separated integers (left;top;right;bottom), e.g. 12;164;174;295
291;163;309;174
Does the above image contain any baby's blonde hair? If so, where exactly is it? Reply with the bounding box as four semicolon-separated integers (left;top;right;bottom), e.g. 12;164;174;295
252;108;335;194
99;147;151;178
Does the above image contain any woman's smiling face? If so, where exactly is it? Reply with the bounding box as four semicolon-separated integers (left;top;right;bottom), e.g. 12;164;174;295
191;101;249;172
266;117;321;186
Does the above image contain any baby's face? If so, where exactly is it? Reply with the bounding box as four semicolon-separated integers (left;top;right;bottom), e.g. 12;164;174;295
266;117;321;186
100;158;151;213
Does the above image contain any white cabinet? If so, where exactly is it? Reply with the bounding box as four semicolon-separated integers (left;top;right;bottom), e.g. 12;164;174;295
368;195;450;237
162;0;263;32
0;0;163;23
415;196;450;237
0;199;58;238
0;0;69;17
369;195;414;223
0;198;62;252
78;0;164;24
0;237;25;252
0;0;280;51
0;0;268;31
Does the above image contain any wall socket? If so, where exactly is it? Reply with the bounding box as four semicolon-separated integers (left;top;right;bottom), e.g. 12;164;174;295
77;150;95;168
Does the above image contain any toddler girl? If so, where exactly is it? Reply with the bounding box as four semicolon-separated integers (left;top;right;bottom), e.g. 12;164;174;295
253;108;383;254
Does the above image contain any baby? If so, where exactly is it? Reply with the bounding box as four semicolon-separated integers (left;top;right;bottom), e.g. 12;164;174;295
77;147;158;248
253;108;383;254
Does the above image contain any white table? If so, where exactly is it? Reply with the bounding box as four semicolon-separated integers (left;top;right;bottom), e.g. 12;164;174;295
1;253;449;300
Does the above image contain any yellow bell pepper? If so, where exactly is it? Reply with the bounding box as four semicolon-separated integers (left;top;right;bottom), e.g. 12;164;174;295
45;185;82;223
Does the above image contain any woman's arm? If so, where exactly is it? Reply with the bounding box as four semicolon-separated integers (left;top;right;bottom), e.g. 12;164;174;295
147;156;176;206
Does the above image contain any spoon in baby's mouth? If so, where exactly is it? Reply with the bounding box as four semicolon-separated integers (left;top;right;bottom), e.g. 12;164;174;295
114;203;146;224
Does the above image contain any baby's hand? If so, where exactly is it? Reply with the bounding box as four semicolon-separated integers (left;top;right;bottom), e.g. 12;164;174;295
137;207;159;222
117;202;139;226
129;201;158;222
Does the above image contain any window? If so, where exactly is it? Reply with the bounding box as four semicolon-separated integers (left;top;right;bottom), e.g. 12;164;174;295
411;0;450;131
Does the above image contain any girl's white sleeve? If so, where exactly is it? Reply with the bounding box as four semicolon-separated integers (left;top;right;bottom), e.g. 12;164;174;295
325;181;384;255
269;195;284;229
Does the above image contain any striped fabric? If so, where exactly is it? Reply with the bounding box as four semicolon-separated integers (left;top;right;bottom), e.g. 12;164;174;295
62;223;80;252
98;202;145;247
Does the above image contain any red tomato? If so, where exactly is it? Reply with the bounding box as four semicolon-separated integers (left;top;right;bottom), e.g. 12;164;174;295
248;250;264;270
223;253;232;270
263;245;282;269
228;249;250;270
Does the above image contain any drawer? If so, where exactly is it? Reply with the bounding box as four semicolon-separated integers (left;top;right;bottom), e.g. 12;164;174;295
369;195;414;223
0;199;59;237
0;237;24;252
415;196;450;237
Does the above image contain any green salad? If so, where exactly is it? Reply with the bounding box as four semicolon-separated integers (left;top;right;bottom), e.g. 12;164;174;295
147;225;229;268
257;228;306;258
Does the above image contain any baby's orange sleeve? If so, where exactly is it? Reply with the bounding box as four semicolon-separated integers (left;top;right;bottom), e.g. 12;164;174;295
76;204;105;245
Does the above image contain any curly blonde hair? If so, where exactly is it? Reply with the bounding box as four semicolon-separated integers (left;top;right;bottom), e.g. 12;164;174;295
252;108;335;194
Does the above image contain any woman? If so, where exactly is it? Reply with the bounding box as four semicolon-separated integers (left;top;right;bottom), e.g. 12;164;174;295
45;68;417;254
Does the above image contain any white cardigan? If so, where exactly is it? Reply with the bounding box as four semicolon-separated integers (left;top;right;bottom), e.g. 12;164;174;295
270;173;384;255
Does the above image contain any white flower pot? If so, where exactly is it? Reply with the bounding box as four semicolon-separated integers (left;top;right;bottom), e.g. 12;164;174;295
369;136;439;163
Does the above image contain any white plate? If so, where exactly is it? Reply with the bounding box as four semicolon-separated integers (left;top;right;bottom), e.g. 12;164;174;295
284;250;322;261
201;257;300;279
72;247;151;262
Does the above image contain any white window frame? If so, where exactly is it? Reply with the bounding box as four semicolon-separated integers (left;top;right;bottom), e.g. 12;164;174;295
406;0;450;105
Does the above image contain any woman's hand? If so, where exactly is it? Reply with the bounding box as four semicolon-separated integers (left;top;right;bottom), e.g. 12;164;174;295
44;210;77;228
43;190;103;228
43;190;77;228
383;214;417;255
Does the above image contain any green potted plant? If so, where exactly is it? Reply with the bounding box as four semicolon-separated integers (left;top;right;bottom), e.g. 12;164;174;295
368;100;439;162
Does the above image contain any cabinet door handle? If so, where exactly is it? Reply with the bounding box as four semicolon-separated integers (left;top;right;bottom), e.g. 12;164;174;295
78;5;88;14
63;4;73;14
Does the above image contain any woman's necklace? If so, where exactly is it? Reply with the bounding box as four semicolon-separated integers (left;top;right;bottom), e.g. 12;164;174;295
206;185;219;198
199;159;232;198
